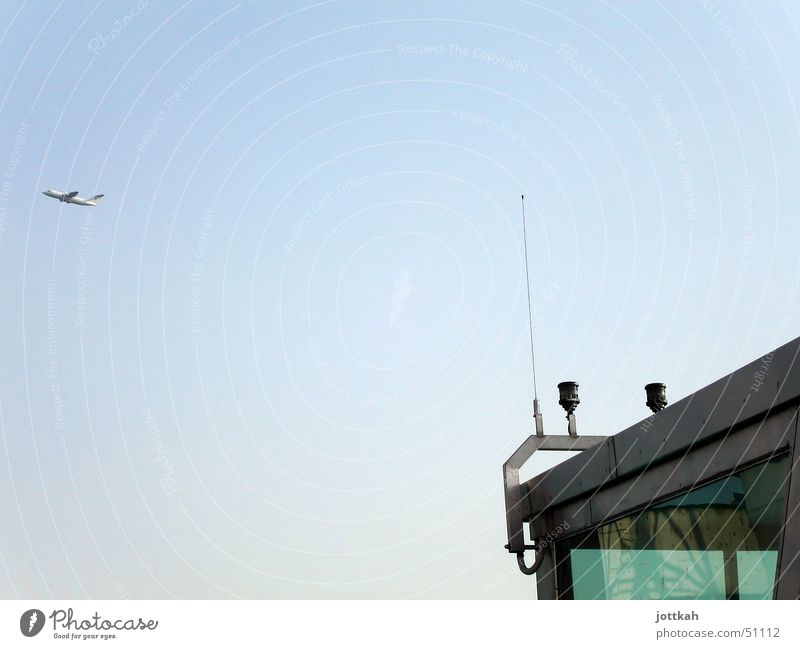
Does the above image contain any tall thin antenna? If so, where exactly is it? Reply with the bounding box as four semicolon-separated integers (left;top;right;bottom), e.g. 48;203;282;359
520;194;544;435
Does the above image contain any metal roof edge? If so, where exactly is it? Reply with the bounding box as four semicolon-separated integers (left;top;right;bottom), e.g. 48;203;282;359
522;335;800;513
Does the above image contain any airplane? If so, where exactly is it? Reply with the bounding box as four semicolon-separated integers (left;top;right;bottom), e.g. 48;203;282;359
42;189;104;206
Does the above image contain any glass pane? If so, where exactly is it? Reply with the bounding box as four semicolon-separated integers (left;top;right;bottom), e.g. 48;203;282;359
557;454;789;599
570;549;726;599
737;551;778;600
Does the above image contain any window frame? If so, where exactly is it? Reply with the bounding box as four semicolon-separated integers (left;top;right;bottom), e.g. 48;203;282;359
554;450;792;599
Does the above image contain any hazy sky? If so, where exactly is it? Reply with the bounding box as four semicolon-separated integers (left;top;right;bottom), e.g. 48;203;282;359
1;0;800;599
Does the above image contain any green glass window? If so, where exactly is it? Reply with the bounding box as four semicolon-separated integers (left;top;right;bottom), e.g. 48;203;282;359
556;454;789;599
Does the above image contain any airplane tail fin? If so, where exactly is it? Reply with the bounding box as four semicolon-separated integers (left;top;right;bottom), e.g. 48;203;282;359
91;194;104;203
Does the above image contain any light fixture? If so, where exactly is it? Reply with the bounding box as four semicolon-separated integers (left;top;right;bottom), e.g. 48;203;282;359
645;383;667;413
557;381;580;416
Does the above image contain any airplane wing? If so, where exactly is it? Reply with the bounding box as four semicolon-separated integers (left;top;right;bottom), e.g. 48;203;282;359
66;191;79;198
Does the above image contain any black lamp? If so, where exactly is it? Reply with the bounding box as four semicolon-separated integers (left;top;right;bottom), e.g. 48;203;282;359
645;383;667;413
557;381;580;417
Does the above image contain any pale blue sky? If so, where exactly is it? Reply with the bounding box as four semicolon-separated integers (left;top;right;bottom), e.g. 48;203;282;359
1;0;800;598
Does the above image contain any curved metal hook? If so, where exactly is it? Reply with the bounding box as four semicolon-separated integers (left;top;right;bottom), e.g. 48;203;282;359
516;540;546;575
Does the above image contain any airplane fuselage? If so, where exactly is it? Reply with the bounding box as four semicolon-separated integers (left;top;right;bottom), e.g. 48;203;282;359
42;189;103;207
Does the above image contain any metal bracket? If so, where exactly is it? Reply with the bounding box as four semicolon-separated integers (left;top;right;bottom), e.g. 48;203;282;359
517;541;546;575
503;433;606;574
